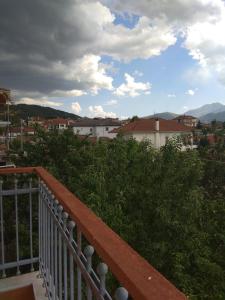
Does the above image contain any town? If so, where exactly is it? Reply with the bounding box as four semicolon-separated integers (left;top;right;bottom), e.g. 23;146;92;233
0;88;224;168
1;1;225;299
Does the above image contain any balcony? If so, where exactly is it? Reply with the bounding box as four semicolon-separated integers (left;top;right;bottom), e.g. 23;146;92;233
0;167;186;300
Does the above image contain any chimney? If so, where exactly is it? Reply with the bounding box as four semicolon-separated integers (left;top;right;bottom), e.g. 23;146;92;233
155;118;159;131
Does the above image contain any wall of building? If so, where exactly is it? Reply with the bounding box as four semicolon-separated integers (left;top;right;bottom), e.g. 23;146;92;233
123;131;191;148
94;126;119;138
73;126;93;135
73;125;119;139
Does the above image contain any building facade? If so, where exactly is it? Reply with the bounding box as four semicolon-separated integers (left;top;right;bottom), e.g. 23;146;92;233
73;118;122;139
112;118;193;149
173;115;198;127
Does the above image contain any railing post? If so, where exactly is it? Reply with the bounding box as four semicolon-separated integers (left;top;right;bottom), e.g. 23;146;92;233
54;199;59;300
69;221;75;300
29;178;34;272
49;191;55;299
58;205;63;300
38;178;42;277
0;180;6;278
84;245;94;300
114;287;129;300
62;212;68;300
97;263;108;297
77;227;82;300
14;178;20;275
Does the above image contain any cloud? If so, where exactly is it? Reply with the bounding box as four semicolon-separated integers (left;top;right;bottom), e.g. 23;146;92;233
0;0;176;99
184;9;225;84
133;70;143;77
71;102;82;114
16;97;63;107
89;105;116;118
105;99;118;106
120;115;128;120
106;0;225;84
1;0;225;102
108;0;224;25
186;89;195;96
114;73;151;97
168;94;176;98
52;90;87;97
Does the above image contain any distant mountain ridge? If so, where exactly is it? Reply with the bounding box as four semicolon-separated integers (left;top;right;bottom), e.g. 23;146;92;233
185;103;225;118
10;102;225;123
143;103;225;123
144;112;178;120
200;111;225;123
13;104;80;120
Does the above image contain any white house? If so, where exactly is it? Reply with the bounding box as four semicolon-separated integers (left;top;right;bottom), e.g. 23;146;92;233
72;118;122;139
111;118;194;149
9;127;35;138
44;118;75;131
173;115;198;128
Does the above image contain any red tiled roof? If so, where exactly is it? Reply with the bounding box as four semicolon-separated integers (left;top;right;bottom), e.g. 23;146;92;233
45;118;70;126
10;127;34;133
73;118;122;127
111;119;192;133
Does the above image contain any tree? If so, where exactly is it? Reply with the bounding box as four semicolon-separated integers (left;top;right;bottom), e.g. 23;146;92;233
11;129;225;299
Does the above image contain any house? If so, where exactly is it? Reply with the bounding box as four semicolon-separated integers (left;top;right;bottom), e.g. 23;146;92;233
28;116;45;126
111;118;193;149
44;118;74;131
72;118;122;139
173;115;198;128
9;127;35;138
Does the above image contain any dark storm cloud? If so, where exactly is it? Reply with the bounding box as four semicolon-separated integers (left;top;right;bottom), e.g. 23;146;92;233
0;0;99;93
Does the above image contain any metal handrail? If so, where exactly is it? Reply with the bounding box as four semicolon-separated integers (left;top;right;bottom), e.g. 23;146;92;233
0;167;187;300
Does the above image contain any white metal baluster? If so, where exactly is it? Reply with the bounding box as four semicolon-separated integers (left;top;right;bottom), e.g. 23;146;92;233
15;178;20;275
58;205;63;300
45;187;49;289
54;199;59;300
29;178;34;272
43;185;48;289
50;193;54;299
97;263;108;297
0;180;6;278
84;245;94;300
69;221;75;300
38;179;42;276
43;186;47;282
114;287;129;300
62;212;68;300
77;228;82;300
47;189;51;295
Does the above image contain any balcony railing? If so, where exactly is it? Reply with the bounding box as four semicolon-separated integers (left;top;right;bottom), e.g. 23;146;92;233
0;167;187;300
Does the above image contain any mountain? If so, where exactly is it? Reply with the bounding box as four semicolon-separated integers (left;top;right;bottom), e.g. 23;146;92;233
185;102;225;118
12;104;80;120
144;112;178;120
200;111;225;123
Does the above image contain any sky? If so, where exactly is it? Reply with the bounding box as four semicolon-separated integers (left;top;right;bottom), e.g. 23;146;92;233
0;0;225;119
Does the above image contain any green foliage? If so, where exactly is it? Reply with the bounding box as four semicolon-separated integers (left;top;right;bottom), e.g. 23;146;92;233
12;130;225;299
10;104;80;121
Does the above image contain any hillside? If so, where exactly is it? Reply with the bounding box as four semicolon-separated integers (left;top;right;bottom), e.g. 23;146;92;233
200;111;225;123
185;102;225;118
12;104;80;120
144;112;178;120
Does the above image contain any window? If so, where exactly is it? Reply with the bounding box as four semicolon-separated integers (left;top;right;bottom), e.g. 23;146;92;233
106;127;109;131
90;128;93;132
